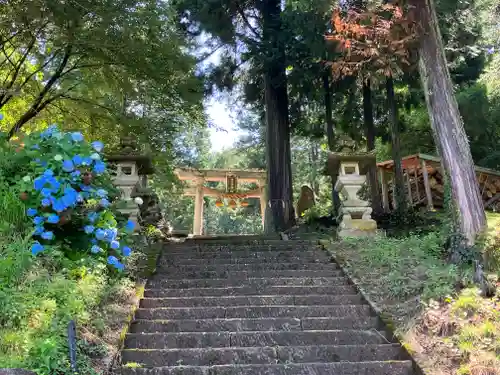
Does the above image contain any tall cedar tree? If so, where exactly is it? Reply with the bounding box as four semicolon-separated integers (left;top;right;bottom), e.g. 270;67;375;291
408;0;486;244
172;0;296;232
261;0;296;232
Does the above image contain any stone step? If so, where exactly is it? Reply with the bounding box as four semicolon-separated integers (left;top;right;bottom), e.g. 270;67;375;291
156;263;339;272
135;305;372;320
151;270;344;280
129;316;379;333
146;277;349;289
162;246;321;256
124;330;390;349
167;257;328;266
139;295;363;308
121;344;404;367
120;361;413;375
158;251;329;261
144;285;357;298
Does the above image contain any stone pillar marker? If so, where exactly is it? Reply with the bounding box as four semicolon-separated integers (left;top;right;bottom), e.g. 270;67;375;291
107;136;154;230
326;134;378;238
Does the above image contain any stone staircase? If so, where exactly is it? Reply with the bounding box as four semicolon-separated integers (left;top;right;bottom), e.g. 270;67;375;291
119;238;419;375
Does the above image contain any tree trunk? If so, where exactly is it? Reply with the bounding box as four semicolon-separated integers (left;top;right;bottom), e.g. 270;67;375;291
323;72;335;151
261;0;296;233
363;79;383;215
409;0;486;244
323;70;341;215
386;76;407;212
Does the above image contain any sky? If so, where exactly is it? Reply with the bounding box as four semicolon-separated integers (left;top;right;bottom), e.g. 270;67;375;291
206;97;246;152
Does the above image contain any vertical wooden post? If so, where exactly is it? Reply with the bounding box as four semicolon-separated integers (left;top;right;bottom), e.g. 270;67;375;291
414;168;420;201
421;159;434;210
258;179;267;228
193;178;204;235
391;175;397;210
379;168;390;212
406;170;413;206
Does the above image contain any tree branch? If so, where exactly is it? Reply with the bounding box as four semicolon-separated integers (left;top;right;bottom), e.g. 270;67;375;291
235;4;261;39
7;44;74;138
60;94;116;113
0;34;37;107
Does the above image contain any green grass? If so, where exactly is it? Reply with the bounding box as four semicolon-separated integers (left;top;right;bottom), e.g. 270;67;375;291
321;212;500;375
485;212;500;271
335;232;463;303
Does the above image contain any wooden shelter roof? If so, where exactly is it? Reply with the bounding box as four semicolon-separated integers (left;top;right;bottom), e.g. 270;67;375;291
175;168;266;183
377;153;500;178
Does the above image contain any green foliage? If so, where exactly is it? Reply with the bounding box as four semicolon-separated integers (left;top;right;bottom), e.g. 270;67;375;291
339;232;464;301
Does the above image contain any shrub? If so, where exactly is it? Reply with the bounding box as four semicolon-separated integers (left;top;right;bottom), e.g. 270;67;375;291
0;125;135;271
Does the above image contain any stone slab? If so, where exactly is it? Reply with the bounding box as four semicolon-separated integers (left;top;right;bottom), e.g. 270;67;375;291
144;285;357;298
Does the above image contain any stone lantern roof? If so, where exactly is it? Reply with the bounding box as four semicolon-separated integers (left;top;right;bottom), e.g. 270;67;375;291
324;133;377;176
106;136;154;175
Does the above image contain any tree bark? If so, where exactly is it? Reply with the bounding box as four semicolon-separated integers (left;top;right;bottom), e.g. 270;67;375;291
323;71;341;215
261;0;296;233
386;76;407;212
363;79;383;215
409;0;486;244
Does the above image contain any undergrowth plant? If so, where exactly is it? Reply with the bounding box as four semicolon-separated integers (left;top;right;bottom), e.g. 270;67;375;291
0;123;141;374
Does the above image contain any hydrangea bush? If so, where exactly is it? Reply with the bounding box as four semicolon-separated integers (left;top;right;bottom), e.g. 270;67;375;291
11;125;134;270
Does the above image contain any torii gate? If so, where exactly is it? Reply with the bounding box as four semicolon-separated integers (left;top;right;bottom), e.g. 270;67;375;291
175;168;267;235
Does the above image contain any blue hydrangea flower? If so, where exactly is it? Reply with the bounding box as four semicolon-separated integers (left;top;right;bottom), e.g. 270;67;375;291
125;220;135;232
100;198;110;208
84;225;95;234
41;198;51;207
122;246;132;257
31;242;44;256
0;113;3;121
103;229;116;242
43;169;54;177
95;229;106;240
90;153;101;160
52;199;66;212
91;245;101;254
47;214;59;224
27;208;38;217
61;187;78;208
93;161;106;174
91;141;104;152
114;261;125;271
33;216;44;225
96;189;107;198
88;212;99;223
34;226;44;235
110;240;120;249
62;160;75;172
71;170;81;178
34;177;46;191
41;187;53;198
107;255;118;265
31;144;40;150
82;157;93;166
71;132;84;142
72;155;83;166
90;238;97;244
41;231;54;240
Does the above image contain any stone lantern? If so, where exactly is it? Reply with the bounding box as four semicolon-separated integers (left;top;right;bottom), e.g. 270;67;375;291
325;134;378;238
106;136;154;229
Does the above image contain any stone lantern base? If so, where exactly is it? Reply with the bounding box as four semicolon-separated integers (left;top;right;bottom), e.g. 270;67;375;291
336;173;378;239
